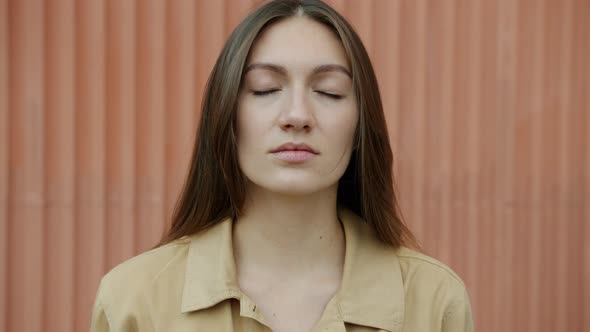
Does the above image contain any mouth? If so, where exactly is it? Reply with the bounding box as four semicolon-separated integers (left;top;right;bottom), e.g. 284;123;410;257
269;142;319;155
271;150;317;163
269;142;319;163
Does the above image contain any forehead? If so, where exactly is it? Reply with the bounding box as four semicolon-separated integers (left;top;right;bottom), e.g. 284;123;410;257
245;16;351;73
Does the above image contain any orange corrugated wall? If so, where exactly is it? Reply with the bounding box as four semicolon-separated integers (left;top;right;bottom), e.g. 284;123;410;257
1;0;589;331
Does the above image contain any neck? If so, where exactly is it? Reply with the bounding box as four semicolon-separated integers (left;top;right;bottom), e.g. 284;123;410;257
232;182;345;279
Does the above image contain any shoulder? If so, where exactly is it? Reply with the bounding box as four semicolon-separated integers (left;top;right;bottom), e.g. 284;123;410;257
99;237;191;295
396;247;466;288
92;238;192;329
395;247;472;324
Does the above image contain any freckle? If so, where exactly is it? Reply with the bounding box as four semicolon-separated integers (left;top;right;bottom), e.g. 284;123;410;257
320;236;323;239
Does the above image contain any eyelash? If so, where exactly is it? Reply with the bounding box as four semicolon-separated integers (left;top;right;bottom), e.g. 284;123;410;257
252;89;343;100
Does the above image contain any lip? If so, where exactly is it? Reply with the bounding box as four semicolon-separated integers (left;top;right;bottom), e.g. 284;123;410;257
269;142;319;155
271;150;316;163
269;142;319;163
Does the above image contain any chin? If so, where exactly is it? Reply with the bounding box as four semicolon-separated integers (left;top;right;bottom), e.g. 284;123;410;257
266;181;324;195
270;186;321;196
249;177;334;196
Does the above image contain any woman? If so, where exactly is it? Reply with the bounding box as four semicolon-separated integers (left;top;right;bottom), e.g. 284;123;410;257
91;0;474;331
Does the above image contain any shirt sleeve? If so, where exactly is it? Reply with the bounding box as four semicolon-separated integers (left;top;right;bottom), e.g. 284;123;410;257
442;287;475;332
89;276;152;332
90;282;110;332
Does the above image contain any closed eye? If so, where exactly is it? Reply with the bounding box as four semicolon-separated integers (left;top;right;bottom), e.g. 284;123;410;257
316;91;343;100
252;89;280;96
252;89;344;99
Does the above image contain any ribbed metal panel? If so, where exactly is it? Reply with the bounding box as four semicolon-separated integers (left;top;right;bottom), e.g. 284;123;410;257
1;0;588;331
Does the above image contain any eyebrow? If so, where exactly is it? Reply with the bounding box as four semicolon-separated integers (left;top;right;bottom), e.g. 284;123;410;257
244;62;352;79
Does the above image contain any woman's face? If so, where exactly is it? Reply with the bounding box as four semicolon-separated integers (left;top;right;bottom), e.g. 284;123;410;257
237;16;358;195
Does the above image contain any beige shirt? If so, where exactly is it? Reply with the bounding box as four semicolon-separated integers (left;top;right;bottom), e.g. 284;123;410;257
91;207;474;332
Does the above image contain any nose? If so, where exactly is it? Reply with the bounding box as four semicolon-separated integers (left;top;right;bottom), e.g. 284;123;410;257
278;89;315;132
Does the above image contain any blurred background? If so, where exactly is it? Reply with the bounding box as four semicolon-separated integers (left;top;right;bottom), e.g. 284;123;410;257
1;0;589;331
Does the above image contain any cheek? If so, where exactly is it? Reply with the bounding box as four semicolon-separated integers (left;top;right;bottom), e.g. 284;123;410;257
236;106;254;143
236;106;269;153
324;107;358;146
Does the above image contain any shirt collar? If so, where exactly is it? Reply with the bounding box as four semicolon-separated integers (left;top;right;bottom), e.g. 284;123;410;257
336;207;405;331
181;215;241;312
181;206;405;332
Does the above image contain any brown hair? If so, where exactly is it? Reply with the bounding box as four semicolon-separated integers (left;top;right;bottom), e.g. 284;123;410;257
159;0;418;249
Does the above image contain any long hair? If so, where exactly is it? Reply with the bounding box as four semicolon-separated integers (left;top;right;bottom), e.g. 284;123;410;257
158;0;418;249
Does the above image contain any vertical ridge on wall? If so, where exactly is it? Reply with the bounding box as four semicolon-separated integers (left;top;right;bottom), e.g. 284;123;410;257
165;0;197;225
584;22;590;330
514;0;543;330
564;1;586;329
527;0;545;328
476;0;498;329
44;0;75;331
195;1;225;124
0;0;8;329
427;0;456;265
450;0;466;278
346;0;373;55
326;0;347;17
465;0;483;312
135;0;166;253
8;0;45;331
373;1;405;251
555;0;573;329
74;1;106;331
565;0;586;325
106;0;137;270
584;0;590;331
532;20;545;329
397;0;427;242
540;0;562;330
224;0;258;39
449;0;481;298
372;0;400;156
495;0;517;330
